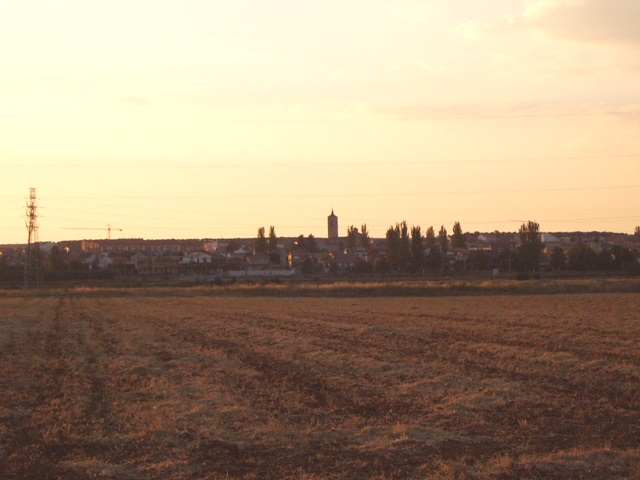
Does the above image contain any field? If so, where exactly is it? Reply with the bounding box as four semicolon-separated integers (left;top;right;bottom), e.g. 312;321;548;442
1;287;639;479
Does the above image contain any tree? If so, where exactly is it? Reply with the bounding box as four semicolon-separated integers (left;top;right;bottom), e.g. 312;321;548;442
423;226;440;269
385;224;401;270
293;234;306;251
399;221;411;270
608;245;635;271
567;243;597;271
549;246;566;271
425;250;442;271
451;221;466;248
518;221;544;272
266;226;280;264
468;249;490;272
268;226;278;253
255;227;267;254
226;239;241;254
354;260;373;274
438;225;448;254
425;226;436;251
375;257;391;274
410;225;423;271
496;248;515;273
360;224;371;249
300;258;315;275
45;245;67;275
346;225;358;250
306;234;318;253
635;226;640;238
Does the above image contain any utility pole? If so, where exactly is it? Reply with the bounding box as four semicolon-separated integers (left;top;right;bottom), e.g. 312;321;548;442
24;187;42;288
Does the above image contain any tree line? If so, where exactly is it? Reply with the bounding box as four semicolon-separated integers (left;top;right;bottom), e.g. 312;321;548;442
377;220;638;275
377;220;517;274
251;221;639;275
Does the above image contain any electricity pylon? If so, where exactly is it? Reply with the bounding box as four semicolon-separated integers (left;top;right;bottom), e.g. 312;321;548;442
24;187;42;288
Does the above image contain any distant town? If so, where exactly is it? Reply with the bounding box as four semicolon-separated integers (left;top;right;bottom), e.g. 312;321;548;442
2;210;640;286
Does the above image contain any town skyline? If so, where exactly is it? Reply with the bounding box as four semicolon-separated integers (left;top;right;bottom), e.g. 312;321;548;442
1;202;638;248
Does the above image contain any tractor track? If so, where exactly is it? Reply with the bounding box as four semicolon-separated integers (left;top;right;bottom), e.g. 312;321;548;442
1;292;639;479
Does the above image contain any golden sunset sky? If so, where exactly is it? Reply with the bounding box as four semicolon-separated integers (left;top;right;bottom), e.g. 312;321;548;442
2;1;639;243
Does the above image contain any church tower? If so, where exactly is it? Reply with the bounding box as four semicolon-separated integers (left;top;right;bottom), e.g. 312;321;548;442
327;209;339;239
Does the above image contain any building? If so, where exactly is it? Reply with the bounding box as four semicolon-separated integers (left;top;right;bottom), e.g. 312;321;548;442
181;252;212;265
326;252;359;272
135;254;181;275
541;233;561;248
328;209;339;240
82;239;182;254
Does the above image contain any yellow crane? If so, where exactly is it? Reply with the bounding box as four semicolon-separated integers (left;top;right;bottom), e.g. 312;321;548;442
63;224;123;240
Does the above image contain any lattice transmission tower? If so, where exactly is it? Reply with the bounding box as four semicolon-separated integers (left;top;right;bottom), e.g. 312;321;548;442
24;187;42;288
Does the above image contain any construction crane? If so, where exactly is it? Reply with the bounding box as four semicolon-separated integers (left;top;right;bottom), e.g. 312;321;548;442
63;224;123;240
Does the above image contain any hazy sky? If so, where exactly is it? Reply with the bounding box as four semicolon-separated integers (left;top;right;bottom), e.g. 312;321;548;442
2;0;639;243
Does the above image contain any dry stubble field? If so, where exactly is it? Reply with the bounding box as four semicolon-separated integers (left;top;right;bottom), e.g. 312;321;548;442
1;289;639;479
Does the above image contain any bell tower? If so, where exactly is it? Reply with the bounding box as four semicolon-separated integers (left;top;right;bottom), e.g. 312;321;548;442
327;209;338;239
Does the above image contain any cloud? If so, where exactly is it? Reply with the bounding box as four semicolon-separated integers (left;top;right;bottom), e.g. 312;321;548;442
119;96;150;107
618;103;640;114
490;53;516;67
537;62;609;78
375;103;488;120
419;61;448;73
523;0;640;45
452;20;499;40
373;102;638;121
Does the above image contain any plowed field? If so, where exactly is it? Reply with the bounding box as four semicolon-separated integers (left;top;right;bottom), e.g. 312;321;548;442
1;291;639;479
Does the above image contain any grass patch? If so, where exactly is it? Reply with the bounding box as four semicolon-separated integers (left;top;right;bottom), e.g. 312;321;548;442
3;277;640;299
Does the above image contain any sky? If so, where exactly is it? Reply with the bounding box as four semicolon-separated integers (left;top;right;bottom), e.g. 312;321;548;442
2;0;640;244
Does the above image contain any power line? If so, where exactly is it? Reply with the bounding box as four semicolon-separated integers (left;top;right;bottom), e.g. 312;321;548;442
42;215;640;238
3;109;638;126
2;153;639;169
32;184;640;200
40;198;322;221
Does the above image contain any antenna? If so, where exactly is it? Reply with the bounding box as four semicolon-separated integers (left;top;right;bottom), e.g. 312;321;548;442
24;187;42;288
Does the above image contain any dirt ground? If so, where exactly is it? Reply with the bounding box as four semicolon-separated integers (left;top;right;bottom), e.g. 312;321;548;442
1;291;639;479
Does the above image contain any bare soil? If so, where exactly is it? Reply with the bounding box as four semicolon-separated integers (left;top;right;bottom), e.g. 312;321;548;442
1;291;639;479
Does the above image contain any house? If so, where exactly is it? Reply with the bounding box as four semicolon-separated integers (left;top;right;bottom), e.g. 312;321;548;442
228;246;251;261
245;253;271;271
0;247;21;267
136;254;181;275
287;251;318;269
365;247;385;264
83;253;114;270
467;243;492;252
203;240;227;253
181;252;212;265
541;233;561;249
38;242;58;255
130;252;147;267
490;240;517;252
84;239;183;254
326;252;359;272
350;247;368;261
477;233;497;244
226;252;291;277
